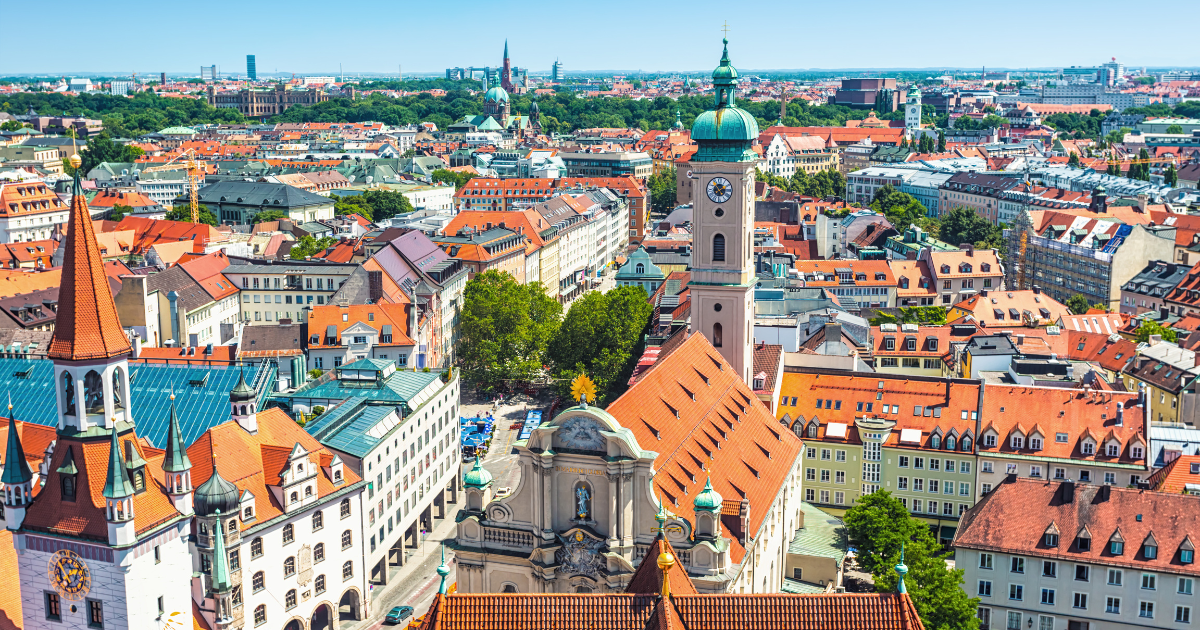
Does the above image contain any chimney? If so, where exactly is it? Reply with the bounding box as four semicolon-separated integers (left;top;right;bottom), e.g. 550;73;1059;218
1116;401;1124;426
1059;480;1076;503
1160;307;1169;320
1033;285;1041;295
1137;194;1148;212
368;270;384;304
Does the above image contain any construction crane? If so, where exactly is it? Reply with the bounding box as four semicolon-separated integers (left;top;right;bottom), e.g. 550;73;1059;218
141;149;205;223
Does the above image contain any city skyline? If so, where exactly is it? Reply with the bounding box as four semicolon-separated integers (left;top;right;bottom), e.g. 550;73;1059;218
2;0;1196;75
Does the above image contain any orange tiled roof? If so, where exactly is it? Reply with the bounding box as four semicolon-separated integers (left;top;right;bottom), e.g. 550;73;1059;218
979;386;1145;465
1147;454;1200;494
605;333;803;564
949;290;1069;328
306;303;415;349
47;184;132;361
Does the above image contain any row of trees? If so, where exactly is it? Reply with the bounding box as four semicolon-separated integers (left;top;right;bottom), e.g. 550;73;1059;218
866;185;1005;251
1;91;246;138
903;131;946;153
754;167;847;200
329;189;414;222
458;270;653;404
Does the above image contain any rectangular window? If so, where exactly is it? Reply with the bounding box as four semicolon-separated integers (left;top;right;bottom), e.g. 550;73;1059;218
1108;569;1122;586
898;477;909;490
1181;578;1194;595
44;592;61;621
1010;584;1024;601
1073;593;1087;609
87;599;104;628
1007;611;1021;630
980;553;994;569
1043;561;1057;577
1011;557;1025;574
821;470;830;482
1140;601;1154;619
1075;565;1088;582
1041;588;1055;605
979;580;992;597
1178;606;1192;624
834;491;845;505
806;468;816;481
821;449;831;460
1107;597;1121;614
819;490;829;503
835;471;845;484
836;450;846;462
899;456;909;467
1143;574;1157;590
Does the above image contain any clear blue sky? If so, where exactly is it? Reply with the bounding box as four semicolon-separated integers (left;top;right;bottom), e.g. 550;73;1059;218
2;0;1195;76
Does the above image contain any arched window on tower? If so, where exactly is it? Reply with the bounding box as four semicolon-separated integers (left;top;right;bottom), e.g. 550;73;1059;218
111;369;124;411
61;371;75;416
712;322;723;348
83;370;104;415
713;234;726;262
635;263;645;274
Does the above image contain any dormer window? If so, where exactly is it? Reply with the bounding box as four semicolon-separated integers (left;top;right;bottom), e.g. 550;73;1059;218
1045;533;1059;547
962;436;972;452
1082;440;1095;455
1132;445;1143;459
884;337;895;351
941;264;950;274
931;435;942;449
1144;543;1158;559
1030;437;1042;451
946;436;957;451
928;338;938;352
981;263;991;272
1106;443;1119;457
1012;435;1025;449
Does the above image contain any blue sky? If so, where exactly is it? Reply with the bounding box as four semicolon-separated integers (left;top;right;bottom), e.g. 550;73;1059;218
2;0;1195;76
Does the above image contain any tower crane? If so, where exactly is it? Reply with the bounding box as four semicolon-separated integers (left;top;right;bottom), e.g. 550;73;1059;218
141;149;205;223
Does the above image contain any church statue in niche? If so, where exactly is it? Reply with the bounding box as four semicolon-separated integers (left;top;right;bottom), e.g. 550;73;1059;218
575;482;591;520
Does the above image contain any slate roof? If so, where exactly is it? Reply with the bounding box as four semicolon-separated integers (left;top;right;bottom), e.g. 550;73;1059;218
239;323;306;358
197;180;332;209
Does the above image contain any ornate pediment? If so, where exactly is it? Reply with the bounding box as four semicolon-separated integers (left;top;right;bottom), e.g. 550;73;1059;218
555;529;605;578
555;415;607;453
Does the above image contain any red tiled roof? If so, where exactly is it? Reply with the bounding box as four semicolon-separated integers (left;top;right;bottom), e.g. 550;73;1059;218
605;334;803;564
979;386;1145;465
1147;454;1200;494
955;477;1198;578
47;185;132;361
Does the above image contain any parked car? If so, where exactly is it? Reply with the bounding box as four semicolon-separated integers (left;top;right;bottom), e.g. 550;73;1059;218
495;486;512;499
385;606;414;625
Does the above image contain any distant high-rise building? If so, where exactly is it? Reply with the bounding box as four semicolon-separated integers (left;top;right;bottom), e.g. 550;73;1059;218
552;59;563;82
201;65;218;81
160;72;166;86
247;55;257;81
111;80;135;96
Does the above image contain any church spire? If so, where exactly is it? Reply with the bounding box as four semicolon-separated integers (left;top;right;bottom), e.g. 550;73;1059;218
47;152;131;361
162;401;191;474
102;429;133;500
436;544;450;594
211;509;232;593
2;409;31;486
503;39;509;61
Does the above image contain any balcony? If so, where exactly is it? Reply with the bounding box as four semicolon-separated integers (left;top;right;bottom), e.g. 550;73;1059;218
483;527;536;550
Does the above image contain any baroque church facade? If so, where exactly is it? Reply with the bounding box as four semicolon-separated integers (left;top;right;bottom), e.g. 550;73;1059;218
453;40;806;596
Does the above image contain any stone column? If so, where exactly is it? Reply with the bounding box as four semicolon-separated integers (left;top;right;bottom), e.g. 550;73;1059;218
541;463;554;537
621;472;634;548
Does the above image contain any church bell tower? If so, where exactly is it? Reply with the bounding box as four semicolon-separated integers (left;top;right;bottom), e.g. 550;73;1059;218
688;38;759;384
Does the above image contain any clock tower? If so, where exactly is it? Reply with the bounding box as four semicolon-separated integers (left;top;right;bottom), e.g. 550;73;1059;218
688;38;759;384
905;86;922;139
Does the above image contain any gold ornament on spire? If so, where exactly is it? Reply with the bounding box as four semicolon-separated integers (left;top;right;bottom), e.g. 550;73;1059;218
570;373;597;407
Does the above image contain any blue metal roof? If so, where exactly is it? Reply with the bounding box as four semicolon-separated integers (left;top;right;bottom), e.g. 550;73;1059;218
276;370;440;406
304;398;399;459
0;359;275;448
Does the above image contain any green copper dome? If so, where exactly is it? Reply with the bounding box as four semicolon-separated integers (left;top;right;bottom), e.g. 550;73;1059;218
484;87;509;103
691;108;759;142
195;465;240;517
463;458;493;489
693;477;722;511
691;38;760;162
711;38;739;82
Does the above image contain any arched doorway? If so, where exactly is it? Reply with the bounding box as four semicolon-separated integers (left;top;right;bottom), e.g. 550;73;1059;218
283;619;303;630
338;588;361;621
310;603;333;630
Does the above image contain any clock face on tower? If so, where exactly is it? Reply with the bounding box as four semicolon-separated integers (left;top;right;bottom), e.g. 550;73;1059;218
48;549;91;600
707;177;733;203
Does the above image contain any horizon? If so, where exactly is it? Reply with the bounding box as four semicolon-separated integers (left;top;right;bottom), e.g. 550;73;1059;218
1;0;1195;76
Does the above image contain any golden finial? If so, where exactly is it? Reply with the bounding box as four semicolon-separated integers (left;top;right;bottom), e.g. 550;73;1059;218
570;373;597;407
69;135;81;169
7;392;11;412
657;552;675;599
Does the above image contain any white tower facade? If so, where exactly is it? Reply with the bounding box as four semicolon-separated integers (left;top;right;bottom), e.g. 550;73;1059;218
905;87;922;139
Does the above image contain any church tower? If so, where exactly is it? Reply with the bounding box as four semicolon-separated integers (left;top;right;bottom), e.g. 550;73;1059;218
905;87;922;140
501;40;513;92
688;38;759;384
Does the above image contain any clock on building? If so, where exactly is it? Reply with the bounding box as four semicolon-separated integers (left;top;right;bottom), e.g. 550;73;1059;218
707;177;733;203
48;549;91;600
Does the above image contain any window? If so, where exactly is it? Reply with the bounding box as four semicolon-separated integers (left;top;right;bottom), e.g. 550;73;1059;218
898;477;909;490
230;549;240;570
1038;616;1053;630
45;592;61;621
1106;597;1120;614
835;471;845;484
315;543;325;563
85;599;103;628
806;468;816;481
1010;584;1023;600
821;448;831;460
1108;569;1122;586
316;574;326;595
1111;541;1124;555
712;233;725;261
712;322;723;347
1073;592;1087;609
979;580;993;597
342;529;352;550
232;586;241;606
1011;557;1025;573
1007;611;1021;630
1143;574;1157;590
1181;578;1194;595
821;470;830;482
251;537;263;558
899;456;910;467
252;571;265;592
342;561;353;580
1145;543;1158;559
312;511;323;531
284;556;295;577
340;498;351;518
1043;561;1057;577
1076;536;1091;552
1041;588;1056;605
1183;550;1195;564
282;523;294;544
254;604;266;626
1178;606;1192;624
285;589;298;610
1140;601;1155;619
836;450;846;462
1045;533;1059;547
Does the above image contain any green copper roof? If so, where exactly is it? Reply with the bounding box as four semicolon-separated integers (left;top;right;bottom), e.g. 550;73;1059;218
463;457;492;489
231;370;255;401
2;413;31;485
484;87;509;103
711;38;739;83
691;108;759;143
102;429;134;500
161;402;191;474
436;544;451;594
211;509;232;592
55;446;78;475
693;477;722;511
691;38;759;162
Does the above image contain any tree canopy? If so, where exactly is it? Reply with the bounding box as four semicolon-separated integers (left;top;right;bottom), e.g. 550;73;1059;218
249;209;288;224
648;167;678;214
546;286;653;404
79;131;144;174
1134;319;1177;343
869;185;933;236
431;168;473;190
459;270;563;391
939;206;1004;250
329;189;414;222
290;235;337;260
165;201;217;226
844;492;980;630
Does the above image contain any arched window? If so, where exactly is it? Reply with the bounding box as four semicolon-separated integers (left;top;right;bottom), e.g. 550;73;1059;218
239;405;247;415
807;423;818;438
284;557;296;576
251;537;263;557
228;519;237;533
83;370;104;414
289;491;298;503
312;511;323;531
252;572;265;592
502;584;518;593
253;604;266;624
314;543;325;563
61;371;75;415
282;523;294;544
712;233;726;262
342;561;353;579
340;498;351;518
341;530;352;549
334;469;342;482
931;435;941;450
61;475;76;501
199;522;208;535
962;437;972;452
712;322;723;348
305;486;313;497
111;369;124;411
315;574;326;594
635;263;645;274
946;436;957;451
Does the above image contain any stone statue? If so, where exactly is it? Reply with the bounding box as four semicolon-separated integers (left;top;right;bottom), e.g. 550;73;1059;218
576;484;590;520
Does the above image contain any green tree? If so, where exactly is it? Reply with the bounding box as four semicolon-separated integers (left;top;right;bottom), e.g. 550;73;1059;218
870;306;947;326
249;209;288;224
1166;163;1179;187
939;206;1003;249
109;203;133;221
844;492;980;630
546;286;653;404
936;129;946;152
1166;124;1184;135
165;202;217;225
431;168;472;190
0;120;23;131
648;166;678;213
1134;319;1177;343
870;185;928;234
1067;152;1081;167
332;193;374;221
289;235;338;260
1066;294;1092;315
459;270;563;391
